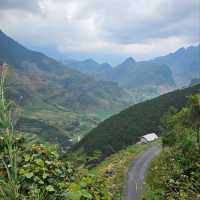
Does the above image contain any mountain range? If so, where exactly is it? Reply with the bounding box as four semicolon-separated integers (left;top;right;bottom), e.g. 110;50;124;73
64;56;175;90
153;45;200;86
98;58;175;89
64;45;200;88
0;30;132;145
63;58;111;78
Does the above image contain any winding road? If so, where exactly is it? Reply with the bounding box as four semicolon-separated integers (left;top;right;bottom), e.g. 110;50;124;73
124;145;161;200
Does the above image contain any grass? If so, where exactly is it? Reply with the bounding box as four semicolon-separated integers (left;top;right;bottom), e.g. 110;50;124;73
143;147;200;200
143;133;200;199
0;65;19;199
142;148;167;200
91;140;161;200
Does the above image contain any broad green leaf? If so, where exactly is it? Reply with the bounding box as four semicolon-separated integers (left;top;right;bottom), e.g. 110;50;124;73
25;172;34;179
46;185;55;192
65;191;82;200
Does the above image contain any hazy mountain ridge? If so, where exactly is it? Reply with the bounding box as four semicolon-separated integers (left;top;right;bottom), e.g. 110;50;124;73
0;30;133;112
65;45;200;89
100;60;175;89
0;30;133;145
65;56;175;90
63;57;173;104
63;58;112;78
153;45;200;86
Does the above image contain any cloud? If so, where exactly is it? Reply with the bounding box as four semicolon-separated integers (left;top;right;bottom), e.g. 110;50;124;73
0;0;40;12
0;0;199;63
81;0;200;43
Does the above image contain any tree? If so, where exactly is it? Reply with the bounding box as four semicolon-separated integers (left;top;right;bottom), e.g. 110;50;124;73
188;94;200;150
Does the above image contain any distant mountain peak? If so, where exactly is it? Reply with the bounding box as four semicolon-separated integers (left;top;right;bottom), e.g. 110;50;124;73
122;57;136;65
0;30;6;37
153;44;200;86
84;58;98;64
175;47;186;54
101;62;111;67
174;44;200;55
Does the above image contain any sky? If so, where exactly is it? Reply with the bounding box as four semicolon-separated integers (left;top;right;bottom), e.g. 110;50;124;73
0;0;200;65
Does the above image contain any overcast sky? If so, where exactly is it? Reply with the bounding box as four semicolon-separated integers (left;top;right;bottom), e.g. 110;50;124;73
0;0;200;64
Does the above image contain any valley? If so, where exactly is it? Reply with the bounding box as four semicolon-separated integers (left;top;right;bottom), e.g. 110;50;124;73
0;1;199;199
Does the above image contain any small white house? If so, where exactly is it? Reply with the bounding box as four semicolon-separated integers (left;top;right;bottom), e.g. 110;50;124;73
137;133;158;144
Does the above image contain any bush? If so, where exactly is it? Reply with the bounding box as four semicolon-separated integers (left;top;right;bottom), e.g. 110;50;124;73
144;96;200;200
0;134;112;199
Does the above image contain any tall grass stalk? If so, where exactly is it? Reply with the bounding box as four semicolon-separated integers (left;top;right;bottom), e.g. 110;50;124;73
0;64;19;199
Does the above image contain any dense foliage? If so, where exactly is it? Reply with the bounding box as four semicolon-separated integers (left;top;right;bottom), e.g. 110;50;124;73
0;137;112;199
74;84;200;160
0;66;111;200
144;94;200;199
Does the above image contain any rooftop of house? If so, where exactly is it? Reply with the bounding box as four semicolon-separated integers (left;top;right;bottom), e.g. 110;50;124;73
141;133;158;141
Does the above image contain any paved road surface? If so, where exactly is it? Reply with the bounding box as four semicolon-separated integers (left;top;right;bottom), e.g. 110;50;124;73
124;145;161;200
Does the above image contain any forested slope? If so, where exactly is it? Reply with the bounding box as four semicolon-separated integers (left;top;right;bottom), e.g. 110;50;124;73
74;84;200;159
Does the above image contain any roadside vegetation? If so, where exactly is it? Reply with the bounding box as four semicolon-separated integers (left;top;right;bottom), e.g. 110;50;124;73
143;94;200;200
0;65;112;199
91;140;161;200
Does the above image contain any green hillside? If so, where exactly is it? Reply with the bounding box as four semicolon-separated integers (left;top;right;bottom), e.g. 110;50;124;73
0;30;133;146
74;84;200;159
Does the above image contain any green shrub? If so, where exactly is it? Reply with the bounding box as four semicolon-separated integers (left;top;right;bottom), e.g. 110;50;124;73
144;95;200;200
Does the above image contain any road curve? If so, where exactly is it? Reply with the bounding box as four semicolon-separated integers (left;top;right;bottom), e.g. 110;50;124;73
124;145;161;200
